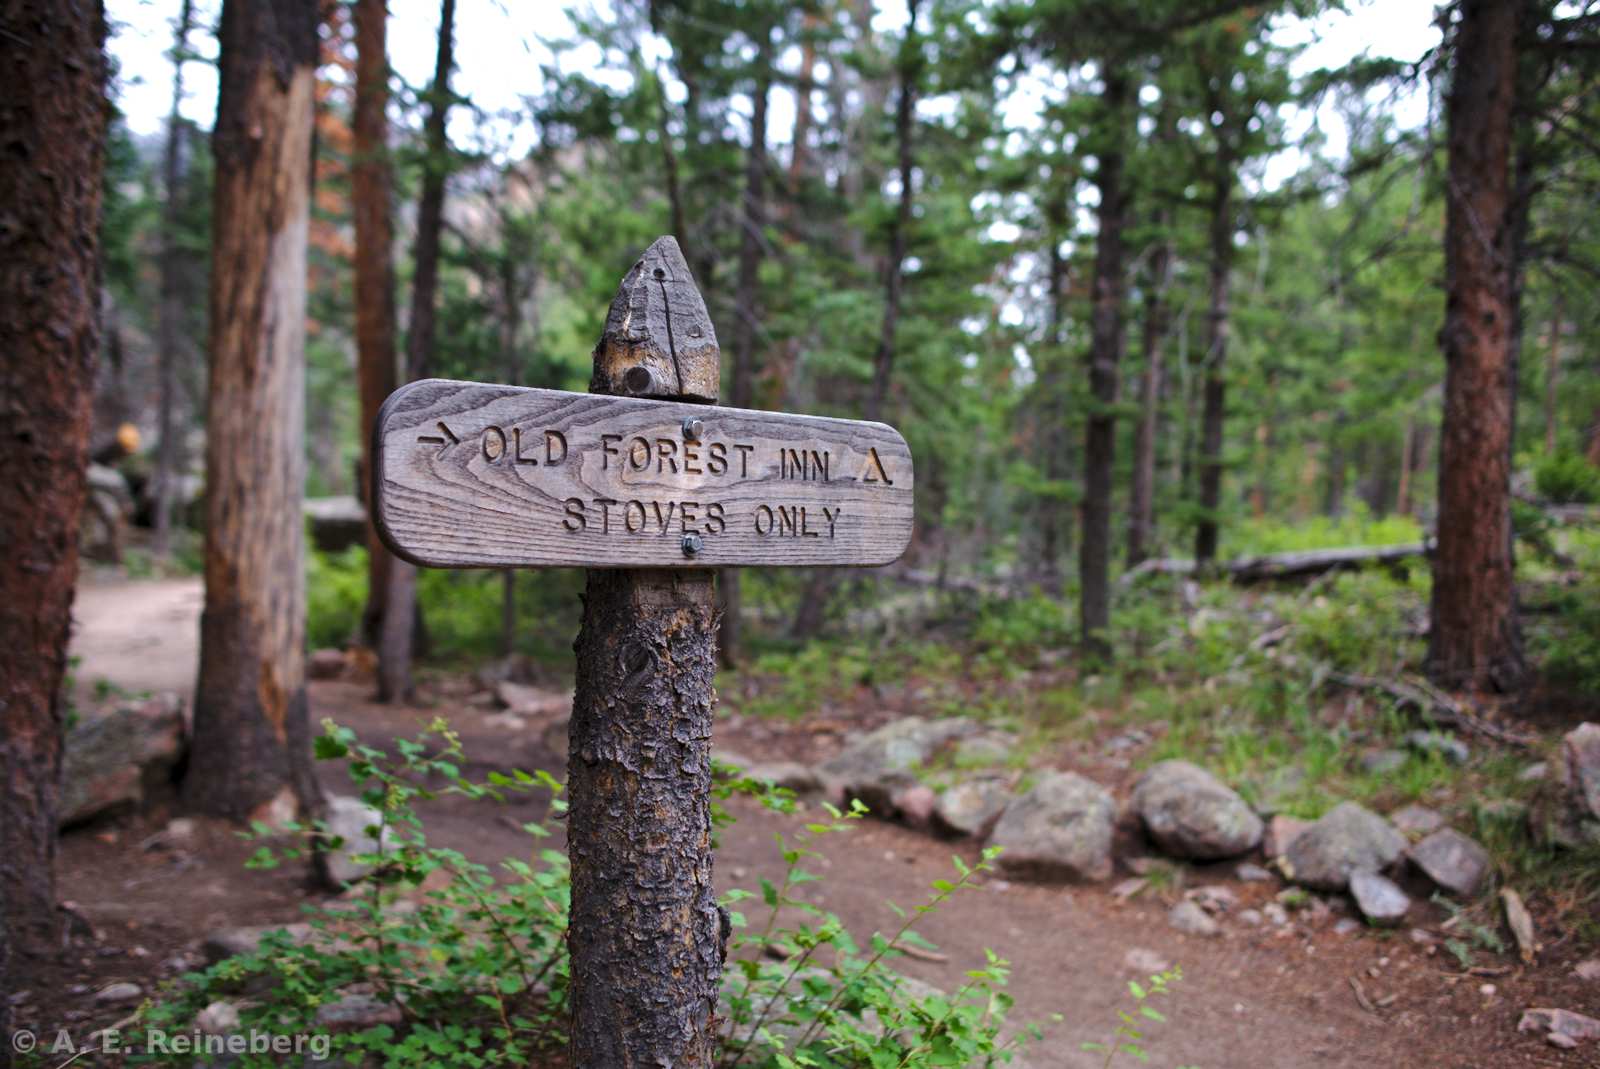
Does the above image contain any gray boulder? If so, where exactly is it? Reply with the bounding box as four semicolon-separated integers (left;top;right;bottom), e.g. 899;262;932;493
1132;760;1262;860
817;717;977;819
933;778;1012;839
1349;871;1410;926
202;923;314;965
1389;804;1444;837
1409;828;1490;897
1283;802;1406;891
323;796;398;885
990;772;1115;882
1167;900;1220;937
60;693;186;826
1546;723;1600;848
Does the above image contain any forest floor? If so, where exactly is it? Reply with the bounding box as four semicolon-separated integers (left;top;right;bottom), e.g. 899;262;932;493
34;573;1599;1069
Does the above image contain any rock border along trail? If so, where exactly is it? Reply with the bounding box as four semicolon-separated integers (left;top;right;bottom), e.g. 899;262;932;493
58;574;1591;1069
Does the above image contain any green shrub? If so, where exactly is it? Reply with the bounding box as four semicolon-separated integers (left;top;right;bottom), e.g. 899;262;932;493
126;723;1058;1069
1532;449;1600;504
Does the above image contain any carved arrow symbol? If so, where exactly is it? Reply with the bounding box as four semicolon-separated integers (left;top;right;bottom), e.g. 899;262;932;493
416;421;461;457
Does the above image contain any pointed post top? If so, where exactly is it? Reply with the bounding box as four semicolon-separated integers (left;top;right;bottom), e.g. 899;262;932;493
591;235;720;403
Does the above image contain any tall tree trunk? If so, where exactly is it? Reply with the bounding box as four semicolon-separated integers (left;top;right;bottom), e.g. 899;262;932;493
1428;0;1526;693
1079;64;1131;657
153;0;195;558
1396;416;1417;516
353;0;398;652
1127;223;1173;567
1194;121;1236;566
497;213;526;660
794;0;919;640
0;0;107;1007
720;27;772;667
1036;193;1072;591
568;237;724;1067
381;0;455;702
185;0;322;821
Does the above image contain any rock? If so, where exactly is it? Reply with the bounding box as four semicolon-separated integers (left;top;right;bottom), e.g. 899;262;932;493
1548;1032;1579;1050
1123;947;1172;974
816;717;978;819
1349;871;1410;926
1519;762;1549;783
535;716;569;760
494;680;568;716
989;772;1115;882
323;796;397;886
1168;900;1220;937
315;992;404;1031
59;693;186;827
933;779;1012;839
1547;723;1600;848
1263;902;1290;926
95;982;143;1003
893;784;938;829
742;761;820;793
304;495;367;552
1518;1008;1600;1043
308;648;346;680
1476;798;1528;827
1574;959;1600;982
1237;908;1263;927
202;923;314;965
1389;804;1444;837
1502;888;1537;964
1405;730;1469;766
1263;814;1310;860
195;1000;240;1034
1360;750;1408;776
1235;862;1274;883
482;712;527;731
1131;760;1263;860
952;732;1016;767
1110;877;1147;901
1188;885;1239;916
1283;802;1406;892
1333;917;1362;936
1409;828;1490;897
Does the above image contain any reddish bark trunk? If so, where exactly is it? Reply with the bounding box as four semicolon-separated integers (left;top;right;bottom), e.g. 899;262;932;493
0;0;108;988
154;0;195;558
353;0;398;651
1428;0;1527;693
186;0;323;820
1195;120;1236;566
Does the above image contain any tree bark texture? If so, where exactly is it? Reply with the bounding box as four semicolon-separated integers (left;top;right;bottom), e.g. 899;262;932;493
1079;65;1131;657
186;0;322;820
0;0;108;987
404;0;454;382
153;0;195;558
720;27;772;667
1036;193;1072;592
1195;117;1236;566
568;236;725;1068
353;0;398;651
1428;0;1527;693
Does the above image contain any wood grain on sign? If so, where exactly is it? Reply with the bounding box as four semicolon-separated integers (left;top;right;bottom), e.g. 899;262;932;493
373;378;914;569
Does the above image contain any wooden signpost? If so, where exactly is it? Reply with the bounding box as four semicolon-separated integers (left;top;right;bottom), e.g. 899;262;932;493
371;236;914;1068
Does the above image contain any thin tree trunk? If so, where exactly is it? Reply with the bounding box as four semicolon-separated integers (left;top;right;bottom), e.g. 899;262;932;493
1127;222;1173;567
794;0;919;641
153;0;195;558
1079;64;1132;657
0;0;107;999
353;0;398;651
1396;416;1417;516
1037;193;1072;591
720;26;772;667
569;237;724;1067
186;0;323;821
498;214;525;661
1194;118;1236;566
1543;296;1562;454
382;0;455;702
1428;0;1526;693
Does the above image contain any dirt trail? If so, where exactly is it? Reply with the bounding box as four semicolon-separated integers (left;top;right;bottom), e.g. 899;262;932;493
54;576;1579;1069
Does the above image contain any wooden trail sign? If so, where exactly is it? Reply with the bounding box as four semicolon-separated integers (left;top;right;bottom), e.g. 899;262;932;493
372;380;914;569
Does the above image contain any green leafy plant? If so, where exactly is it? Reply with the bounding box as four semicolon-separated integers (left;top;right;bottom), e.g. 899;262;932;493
1532;448;1600;504
1081;966;1196;1068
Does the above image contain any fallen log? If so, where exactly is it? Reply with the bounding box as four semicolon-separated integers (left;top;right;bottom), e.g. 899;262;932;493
1323;670;1535;749
1119;542;1430;588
